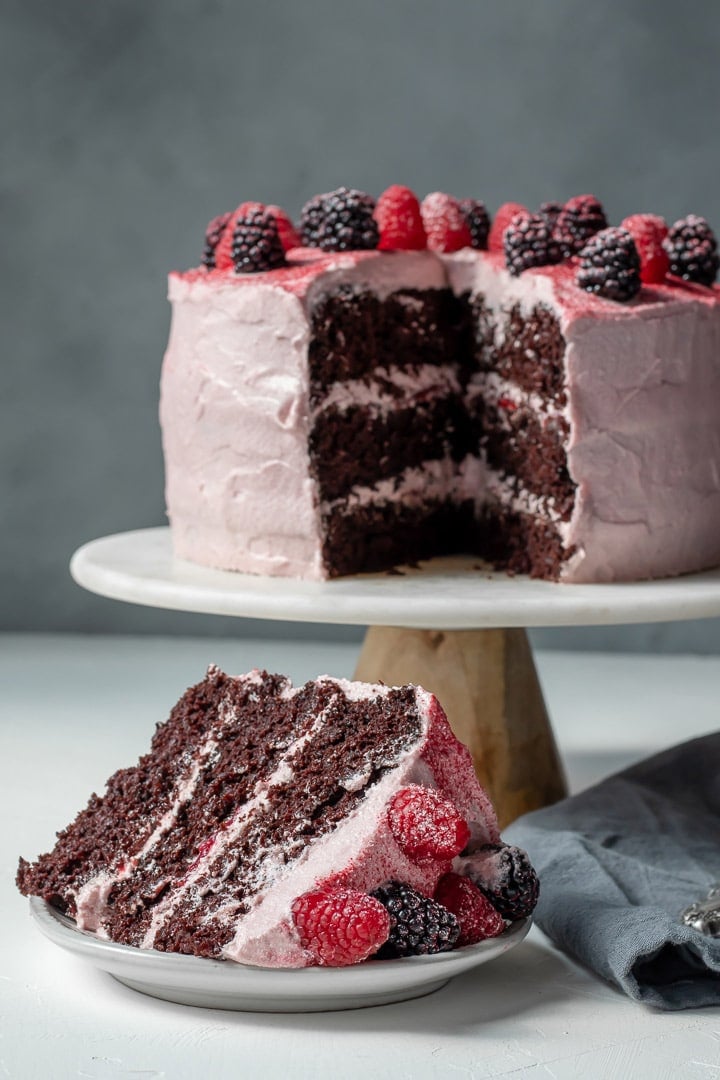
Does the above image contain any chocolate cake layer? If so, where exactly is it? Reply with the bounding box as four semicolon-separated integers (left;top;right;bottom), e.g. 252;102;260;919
310;396;469;502
308;286;471;389
320;499;474;578
478;503;572;580
493;304;567;403
481;404;575;519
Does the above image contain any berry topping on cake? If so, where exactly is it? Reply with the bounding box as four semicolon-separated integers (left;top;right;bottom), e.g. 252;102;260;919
457;843;540;921
230;207;287;273
420;192;473;253
576;226;641;301
664;214;719;287
554;194;608;258
538;200;563;230
387;785;470;864
459;198;490;250
265;205;301;252
434;872;505;945
291;887;391;966
374;185;427;251
202;212;232;270
504;211;560;276
300;187;379;252
371;882;460;957
621;214;669;284
488;202;529;252
212;202;265;270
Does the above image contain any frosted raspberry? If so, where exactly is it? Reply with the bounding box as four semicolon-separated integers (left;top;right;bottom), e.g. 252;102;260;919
621;213;669;284
291;887;390;966
387;785;470;864
488;202;529;253
266;205;301;252
374;185;427;251
213;202;265;270
435;872;505;945
420;192;472;253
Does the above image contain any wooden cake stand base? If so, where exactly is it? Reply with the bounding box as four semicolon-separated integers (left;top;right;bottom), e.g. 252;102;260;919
355;626;566;828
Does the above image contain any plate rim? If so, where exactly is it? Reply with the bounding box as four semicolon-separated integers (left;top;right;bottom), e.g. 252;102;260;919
70;526;720;629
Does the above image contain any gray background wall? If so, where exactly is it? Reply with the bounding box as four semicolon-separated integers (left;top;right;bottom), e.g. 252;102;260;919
4;0;720;650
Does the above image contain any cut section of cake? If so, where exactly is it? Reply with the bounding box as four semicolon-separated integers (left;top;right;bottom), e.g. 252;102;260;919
18;668;533;968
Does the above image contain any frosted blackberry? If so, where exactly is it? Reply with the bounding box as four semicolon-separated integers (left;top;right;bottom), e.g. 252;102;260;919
231;209;286;274
300;187;379;252
576;226;641;301
504;212;559;276
554;195;608;258
472;844;540;920
664;214;719;286
202;212;232;269
371;882;459;957
539;200;563;230
460;198;490;250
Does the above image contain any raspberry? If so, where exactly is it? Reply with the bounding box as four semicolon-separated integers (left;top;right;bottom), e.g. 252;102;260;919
664;214;719;287
621;214;669;284
371;881;459;957
202;212;232;270
434;872;505;946
457;844;540;920
576;226;641;302
553;194;608;258
420;192;472;253
231;207;286;273
291;887;390;966
266;205;301;252
374;185;427;251
459;198;490;250
213;202;264;271
504;211;560;276
488;202;529;253
538;200;563;230
300;187;379;252
387;785;470;864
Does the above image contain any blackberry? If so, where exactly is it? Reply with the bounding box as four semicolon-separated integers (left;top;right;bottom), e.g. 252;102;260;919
538;200;563;230
553;194;608;258
300;187;379;252
664;214;719;287
202;211;232;269
504;212;559;276
460;198;490;250
370;882;459;958
576;226;641;302
471;844;540;921
231;208;286;274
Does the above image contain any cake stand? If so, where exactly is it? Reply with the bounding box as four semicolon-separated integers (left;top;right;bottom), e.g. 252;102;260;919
71;526;720;827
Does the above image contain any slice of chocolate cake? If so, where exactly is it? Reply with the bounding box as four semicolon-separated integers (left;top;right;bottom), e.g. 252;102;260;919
18;668;534;968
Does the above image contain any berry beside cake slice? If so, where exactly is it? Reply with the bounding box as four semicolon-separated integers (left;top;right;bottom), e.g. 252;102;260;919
17;668;536;967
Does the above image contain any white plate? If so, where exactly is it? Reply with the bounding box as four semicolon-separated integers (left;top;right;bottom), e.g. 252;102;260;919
29;898;531;1013
71;527;720;629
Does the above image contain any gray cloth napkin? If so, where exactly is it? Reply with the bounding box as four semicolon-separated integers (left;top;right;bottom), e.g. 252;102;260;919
505;732;720;1010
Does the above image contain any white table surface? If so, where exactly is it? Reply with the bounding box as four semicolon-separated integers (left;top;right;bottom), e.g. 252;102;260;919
2;633;719;1080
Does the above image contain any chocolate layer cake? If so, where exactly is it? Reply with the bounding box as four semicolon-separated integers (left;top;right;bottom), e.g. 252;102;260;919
18;668;535;968
159;190;720;582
